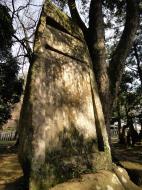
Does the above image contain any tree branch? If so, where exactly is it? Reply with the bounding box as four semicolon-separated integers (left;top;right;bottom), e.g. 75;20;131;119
88;0;105;43
133;43;142;89
12;34;32;62
16;11;33;62
67;0;87;35
109;0;139;100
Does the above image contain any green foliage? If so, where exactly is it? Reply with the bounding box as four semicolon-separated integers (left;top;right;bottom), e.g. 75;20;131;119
0;102;11;125
109;3;142;125
0;53;23;127
0;4;14;52
102;0;126;12
112;68;142;126
0;4;23;127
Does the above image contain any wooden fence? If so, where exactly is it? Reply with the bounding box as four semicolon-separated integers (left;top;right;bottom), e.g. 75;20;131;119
0;129;118;141
110;128;118;137
0;131;16;141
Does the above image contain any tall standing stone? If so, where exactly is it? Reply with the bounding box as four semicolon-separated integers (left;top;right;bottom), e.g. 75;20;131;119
18;1;111;189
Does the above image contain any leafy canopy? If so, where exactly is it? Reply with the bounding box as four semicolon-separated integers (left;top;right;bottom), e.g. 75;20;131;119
0;4;23;127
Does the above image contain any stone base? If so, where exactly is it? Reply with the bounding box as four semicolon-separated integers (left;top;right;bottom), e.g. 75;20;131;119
44;165;142;190
119;161;142;187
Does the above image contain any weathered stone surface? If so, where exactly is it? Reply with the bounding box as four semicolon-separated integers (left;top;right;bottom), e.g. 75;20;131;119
44;1;83;40
49;166;142;190
118;161;142;187
41;25;89;62
113;165;142;190
18;1;112;190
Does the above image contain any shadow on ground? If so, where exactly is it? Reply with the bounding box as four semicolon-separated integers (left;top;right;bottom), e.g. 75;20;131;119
0;140;142;189
0;141;26;190
112;140;142;186
1;176;26;190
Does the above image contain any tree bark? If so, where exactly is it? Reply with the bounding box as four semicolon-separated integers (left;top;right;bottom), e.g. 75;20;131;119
109;0;139;103
67;0;87;35
133;43;142;89
68;0;111;139
87;0;111;138
116;99;122;141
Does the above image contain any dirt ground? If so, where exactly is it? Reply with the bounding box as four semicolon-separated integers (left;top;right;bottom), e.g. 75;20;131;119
0;142;24;190
0;140;142;190
112;139;142;163
112;139;142;186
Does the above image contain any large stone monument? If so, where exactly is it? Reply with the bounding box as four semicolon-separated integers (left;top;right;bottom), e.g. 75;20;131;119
18;1;141;190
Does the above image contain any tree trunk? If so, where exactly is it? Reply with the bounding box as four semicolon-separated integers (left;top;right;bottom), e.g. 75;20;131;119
87;0;111;140
68;0;139;144
133;43;142;89
116;99;122;141
109;0;139;102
